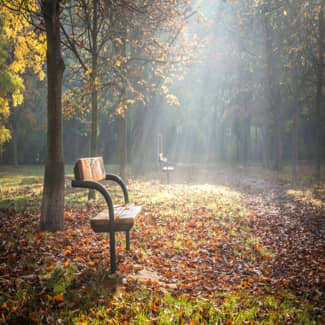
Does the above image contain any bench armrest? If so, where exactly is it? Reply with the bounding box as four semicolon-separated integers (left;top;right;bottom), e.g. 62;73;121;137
71;179;115;223
105;174;129;204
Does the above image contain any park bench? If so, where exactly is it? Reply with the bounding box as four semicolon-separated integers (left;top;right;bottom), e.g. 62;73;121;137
158;153;174;184
71;157;142;273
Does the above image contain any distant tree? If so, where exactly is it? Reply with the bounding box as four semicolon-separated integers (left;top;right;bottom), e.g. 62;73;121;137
62;0;199;180
314;2;324;178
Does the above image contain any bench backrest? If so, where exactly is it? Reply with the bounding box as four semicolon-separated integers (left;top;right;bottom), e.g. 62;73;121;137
74;157;106;181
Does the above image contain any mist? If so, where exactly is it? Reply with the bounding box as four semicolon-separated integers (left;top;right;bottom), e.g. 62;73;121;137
1;0;324;183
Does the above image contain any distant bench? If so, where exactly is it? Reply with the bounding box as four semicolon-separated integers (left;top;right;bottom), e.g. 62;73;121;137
158;153;174;184
71;157;142;273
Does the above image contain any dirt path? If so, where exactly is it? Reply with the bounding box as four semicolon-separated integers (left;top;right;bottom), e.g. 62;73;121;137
157;166;325;299
215;167;325;297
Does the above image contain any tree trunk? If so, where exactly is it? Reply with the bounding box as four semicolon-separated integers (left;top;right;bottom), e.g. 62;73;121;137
209;106;218;163
130;104;145;172
263;14;276;170
243;115;250;167
315;5;324;179
120;115;127;181
12;130;18;167
88;0;98;200
273;106;281;171
291;98;299;180
90;87;98;158
40;0;65;232
219;123;225;162
9;108;19;166
261;126;268;169
88;77;98;200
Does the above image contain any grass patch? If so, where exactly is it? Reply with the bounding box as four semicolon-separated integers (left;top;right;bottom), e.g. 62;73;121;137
0;164;122;212
64;287;315;324
287;187;325;208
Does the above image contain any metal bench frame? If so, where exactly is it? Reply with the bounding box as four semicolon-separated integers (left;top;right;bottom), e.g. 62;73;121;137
72;173;130;273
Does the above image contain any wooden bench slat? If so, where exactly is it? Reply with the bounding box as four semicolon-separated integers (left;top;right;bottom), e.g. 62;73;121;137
90;204;142;232
75;157;106;181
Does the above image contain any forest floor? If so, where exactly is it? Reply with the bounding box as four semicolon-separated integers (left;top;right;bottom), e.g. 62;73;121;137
0;164;324;324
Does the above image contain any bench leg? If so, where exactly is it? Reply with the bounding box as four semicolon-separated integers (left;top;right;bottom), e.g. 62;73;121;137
109;231;116;273
126;231;130;250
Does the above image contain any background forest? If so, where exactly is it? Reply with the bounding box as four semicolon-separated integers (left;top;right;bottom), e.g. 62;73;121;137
0;0;323;179
0;1;324;323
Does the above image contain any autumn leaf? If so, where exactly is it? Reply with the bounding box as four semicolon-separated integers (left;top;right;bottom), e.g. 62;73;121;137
54;294;64;302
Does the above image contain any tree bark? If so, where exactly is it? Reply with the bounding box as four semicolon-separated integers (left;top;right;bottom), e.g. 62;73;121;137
120;115;127;181
273;104;282;171
262;14;278;170
314;4;324;179
119;23;128;181
291;102;299;180
12;130;18;167
88;0;98;200
40;0;65;232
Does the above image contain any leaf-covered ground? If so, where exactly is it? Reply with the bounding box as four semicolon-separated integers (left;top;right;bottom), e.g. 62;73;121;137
0;165;324;324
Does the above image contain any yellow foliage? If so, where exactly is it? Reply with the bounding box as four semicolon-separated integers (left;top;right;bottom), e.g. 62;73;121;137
166;94;180;107
0;1;46;144
0;98;10;117
0;126;11;144
1;1;46;78
12;89;24;107
161;85;169;94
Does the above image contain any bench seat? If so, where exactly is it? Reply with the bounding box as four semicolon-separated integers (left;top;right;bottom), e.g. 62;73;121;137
91;204;142;232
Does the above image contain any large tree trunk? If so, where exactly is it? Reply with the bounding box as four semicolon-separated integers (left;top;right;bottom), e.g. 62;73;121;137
314;4;324;179
40;0;65;232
